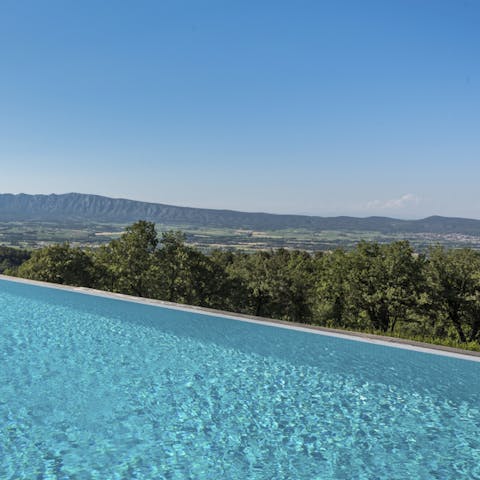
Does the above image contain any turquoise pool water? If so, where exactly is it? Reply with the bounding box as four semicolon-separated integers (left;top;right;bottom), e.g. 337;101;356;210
0;279;479;479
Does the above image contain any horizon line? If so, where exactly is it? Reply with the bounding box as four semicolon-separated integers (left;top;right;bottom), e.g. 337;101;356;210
1;191;479;222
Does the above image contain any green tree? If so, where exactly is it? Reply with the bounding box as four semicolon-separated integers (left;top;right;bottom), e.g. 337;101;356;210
225;251;275;317
314;249;355;328
154;231;230;308
267;249;315;323
426;247;480;343
94;220;158;297
225;249;315;322
209;249;249;312
16;243;95;286
347;241;425;333
0;246;31;274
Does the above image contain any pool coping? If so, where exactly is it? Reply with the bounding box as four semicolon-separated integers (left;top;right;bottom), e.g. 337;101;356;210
1;274;480;363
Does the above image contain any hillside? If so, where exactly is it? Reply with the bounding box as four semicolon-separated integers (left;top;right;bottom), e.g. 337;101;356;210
1;193;480;235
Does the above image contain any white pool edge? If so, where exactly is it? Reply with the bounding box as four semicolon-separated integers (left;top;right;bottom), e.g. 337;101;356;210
1;274;480;363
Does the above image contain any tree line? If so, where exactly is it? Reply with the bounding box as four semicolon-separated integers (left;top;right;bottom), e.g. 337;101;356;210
0;246;31;274
4;221;480;350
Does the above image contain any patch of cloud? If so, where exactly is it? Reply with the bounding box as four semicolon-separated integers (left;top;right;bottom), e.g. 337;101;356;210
366;193;421;210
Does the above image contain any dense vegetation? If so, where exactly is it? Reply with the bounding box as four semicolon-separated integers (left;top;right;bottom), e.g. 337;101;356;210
0;246;31;273
5;221;480;351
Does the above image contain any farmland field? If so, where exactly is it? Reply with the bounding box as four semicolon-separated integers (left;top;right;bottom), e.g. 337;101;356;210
2;221;480;252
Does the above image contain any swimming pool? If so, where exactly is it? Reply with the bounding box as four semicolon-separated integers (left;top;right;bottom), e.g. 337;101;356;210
1;278;479;479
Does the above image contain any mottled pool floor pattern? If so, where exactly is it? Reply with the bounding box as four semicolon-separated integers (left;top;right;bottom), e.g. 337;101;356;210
1;278;479;479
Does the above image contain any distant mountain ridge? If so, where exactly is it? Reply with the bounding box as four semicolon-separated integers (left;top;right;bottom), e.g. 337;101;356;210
1;192;480;235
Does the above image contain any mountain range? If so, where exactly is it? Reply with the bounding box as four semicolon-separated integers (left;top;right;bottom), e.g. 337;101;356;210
1;193;480;235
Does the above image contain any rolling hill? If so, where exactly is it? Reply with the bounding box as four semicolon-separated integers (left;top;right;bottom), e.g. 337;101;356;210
1;192;480;235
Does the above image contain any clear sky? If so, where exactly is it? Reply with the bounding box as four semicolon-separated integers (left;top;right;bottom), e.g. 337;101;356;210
0;0;479;218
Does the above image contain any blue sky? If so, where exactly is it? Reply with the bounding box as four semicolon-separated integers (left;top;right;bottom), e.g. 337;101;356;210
0;0;479;218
